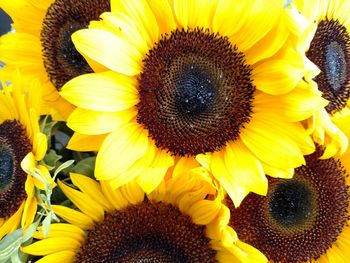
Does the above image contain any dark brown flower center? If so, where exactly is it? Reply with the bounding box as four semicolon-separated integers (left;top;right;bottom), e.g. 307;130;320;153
75;201;216;263
306;18;350;114
268;180;314;229
0;145;14;191
137;28;254;157
41;0;110;90
0;121;32;219
228;148;349;263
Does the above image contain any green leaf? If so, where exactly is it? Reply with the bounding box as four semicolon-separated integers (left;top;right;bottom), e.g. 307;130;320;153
22;221;40;243
53;160;75;180
42;150;62;171
0;229;22;261
72;157;96;178
10;250;22;263
14;251;28;263
39;193;48;204
40;116;57;139
42;214;52;238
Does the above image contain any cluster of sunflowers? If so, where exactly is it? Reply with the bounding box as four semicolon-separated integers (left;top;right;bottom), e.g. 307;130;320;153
0;0;350;262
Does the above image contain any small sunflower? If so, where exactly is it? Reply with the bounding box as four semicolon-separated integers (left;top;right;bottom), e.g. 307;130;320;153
0;0;111;119
227;144;350;262
21;168;267;263
61;0;327;206
0;75;48;240
293;0;350;158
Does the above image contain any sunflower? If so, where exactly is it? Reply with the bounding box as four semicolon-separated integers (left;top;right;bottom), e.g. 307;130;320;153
0;0;111;119
227;142;350;262
21;166;267;263
0;74;49;240
60;0;327;206
292;0;350;158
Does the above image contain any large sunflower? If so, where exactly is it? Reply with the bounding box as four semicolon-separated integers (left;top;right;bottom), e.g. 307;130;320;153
0;75;48;240
21;168;267;262
292;0;350;158
227;140;350;262
61;0;327;206
0;0;111;119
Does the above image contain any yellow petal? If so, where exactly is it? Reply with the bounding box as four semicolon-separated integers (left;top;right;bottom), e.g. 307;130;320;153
21;237;81;255
262;162;294;179
189;200;221;225
60;71;138;112
284;3;312;44
147;0;177;34
211;152;250;207
177;186;210;215
252;51;304;95
119;180;146;205
224;140;268;197
100;181;133;210
46;96;75;121
106;140;156;190
240;115;307;169
21;152;36;172
212;0;250;37
328;0;350;25
325;244;348;263
96;123;148;184
58;181;105;222
250;111;317;156
273;116;316;155
83;52;110;73
136;148;174;193
312;110;349;158
334;108;350;136
110;0;121;11
72;29;142;75
172;0;216;29
206;206;232;240
116;0;160;46
34;223;85;242
99;12;149;55
229;0;280;52
254;87;327;122
67;133;106;152
34;132;48;161
21;197;37;229
70;173;113;212
244;16;289;65
196;153;212;170
35;251;76;263
67;107;136;135
0;203;24;240
234;240;268;263
1;0;47;35
173;157;199;178
0;84;16;120
0;33;42;67
25;176;37;205
293;0;323;23
51;205;94;230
